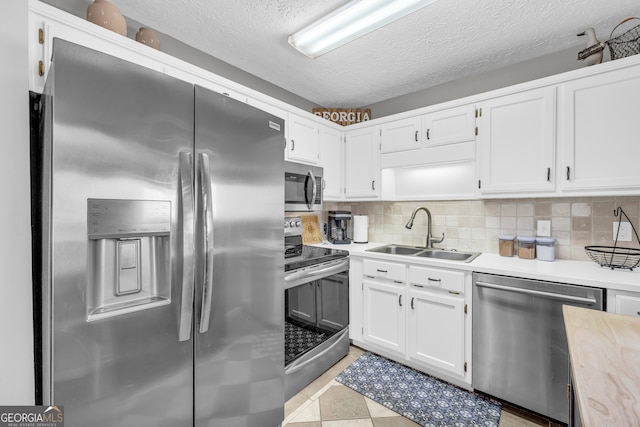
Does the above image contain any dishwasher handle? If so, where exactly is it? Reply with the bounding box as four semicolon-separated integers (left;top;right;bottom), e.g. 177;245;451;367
475;281;597;305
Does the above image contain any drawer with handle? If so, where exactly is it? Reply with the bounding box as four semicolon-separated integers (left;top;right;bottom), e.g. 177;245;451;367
363;259;406;283
408;265;464;293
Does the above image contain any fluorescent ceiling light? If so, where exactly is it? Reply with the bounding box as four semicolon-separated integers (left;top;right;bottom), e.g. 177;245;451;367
288;0;438;59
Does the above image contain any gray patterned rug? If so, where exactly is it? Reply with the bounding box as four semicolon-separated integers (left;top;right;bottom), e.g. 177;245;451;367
335;352;501;427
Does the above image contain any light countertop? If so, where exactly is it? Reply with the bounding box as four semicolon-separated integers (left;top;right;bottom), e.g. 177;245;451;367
313;241;640;292
563;306;640;426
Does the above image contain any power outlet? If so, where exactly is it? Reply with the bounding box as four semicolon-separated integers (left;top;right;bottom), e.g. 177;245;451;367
613;222;633;242
537;220;551;237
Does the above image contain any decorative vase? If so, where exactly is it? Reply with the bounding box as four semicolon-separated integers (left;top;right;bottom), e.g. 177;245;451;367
135;27;161;50
86;0;127;36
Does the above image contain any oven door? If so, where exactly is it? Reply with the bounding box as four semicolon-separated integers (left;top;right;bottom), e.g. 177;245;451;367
284;258;349;399
285;259;348;364
284;162;323;212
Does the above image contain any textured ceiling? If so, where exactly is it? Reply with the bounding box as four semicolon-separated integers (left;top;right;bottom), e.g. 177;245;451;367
60;0;640;107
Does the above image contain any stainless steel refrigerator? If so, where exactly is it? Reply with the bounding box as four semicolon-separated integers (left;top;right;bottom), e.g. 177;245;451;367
37;39;284;427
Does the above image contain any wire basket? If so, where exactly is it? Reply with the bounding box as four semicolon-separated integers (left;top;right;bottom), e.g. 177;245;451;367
585;246;640;270
607;17;640;60
585;207;640;270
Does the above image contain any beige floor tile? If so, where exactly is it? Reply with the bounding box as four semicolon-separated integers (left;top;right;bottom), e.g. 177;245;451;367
348;346;365;358
299;360;349;399
319;384;370;421
310;379;340;401
289;399;321;424
286;393;311;418
498;410;545;427
284;423;321;427
364;398;397;418
372;416;422;427
322;420;374;427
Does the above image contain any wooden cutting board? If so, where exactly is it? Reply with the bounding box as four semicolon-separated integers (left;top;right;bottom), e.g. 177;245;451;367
301;215;322;244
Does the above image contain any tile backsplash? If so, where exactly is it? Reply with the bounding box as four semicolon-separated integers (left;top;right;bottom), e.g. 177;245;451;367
319;197;640;261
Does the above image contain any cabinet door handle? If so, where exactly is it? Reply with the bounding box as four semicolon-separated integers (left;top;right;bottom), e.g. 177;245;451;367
411;297;415;309
428;277;442;283
399;295;403;307
371;180;375;190
376;269;388;273
426;129;430;140
413;284;424;288
415;130;419;142
547;167;551;182
291;139;295;151
566;166;570;180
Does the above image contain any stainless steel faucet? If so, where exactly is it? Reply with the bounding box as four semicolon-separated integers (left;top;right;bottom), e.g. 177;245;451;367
405;206;444;249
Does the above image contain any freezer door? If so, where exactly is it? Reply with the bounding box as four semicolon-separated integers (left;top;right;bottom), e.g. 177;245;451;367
194;86;285;427
41;40;194;427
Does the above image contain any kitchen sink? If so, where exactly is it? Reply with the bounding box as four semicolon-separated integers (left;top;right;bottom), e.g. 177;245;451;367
366;244;424;255
415;249;481;262
366;244;481;262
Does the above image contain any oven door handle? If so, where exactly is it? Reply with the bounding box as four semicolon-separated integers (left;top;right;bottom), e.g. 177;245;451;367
285;259;349;284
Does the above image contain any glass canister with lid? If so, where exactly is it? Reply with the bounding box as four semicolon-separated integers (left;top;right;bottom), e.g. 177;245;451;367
536;237;556;261
517;236;536;259
499;235;515;257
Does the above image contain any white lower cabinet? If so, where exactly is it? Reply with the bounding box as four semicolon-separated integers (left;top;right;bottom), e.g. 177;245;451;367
362;279;406;356
354;256;471;388
407;286;465;377
607;289;640;317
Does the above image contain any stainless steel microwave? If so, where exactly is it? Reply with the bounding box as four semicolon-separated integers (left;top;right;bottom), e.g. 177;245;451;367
284;161;323;212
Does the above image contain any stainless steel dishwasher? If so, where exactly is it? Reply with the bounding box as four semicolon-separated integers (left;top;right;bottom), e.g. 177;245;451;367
472;272;604;424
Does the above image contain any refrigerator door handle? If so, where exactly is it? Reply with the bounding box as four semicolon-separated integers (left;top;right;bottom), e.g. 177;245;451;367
178;152;195;342
198;152;214;334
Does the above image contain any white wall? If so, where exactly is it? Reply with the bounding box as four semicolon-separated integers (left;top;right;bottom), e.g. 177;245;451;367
38;0;320;112
0;0;35;404
364;46;585;118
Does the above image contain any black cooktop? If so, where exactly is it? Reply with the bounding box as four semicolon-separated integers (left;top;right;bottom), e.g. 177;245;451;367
284;245;349;272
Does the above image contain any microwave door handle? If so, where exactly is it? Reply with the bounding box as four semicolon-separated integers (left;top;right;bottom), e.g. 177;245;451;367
306;170;317;211
198;153;214;334
178;152;195;342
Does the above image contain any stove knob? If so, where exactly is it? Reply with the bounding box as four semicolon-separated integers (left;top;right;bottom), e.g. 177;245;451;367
284;222;289;228
295;220;301;227
289;221;297;228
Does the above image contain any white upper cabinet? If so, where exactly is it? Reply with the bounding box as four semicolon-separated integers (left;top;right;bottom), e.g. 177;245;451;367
423;104;476;147
478;87;556;194
344;126;380;199
379;104;477;172
319;125;344;200
286;114;321;165
558;64;640;194
30;7;163;93
379;116;421;153
246;96;287;120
